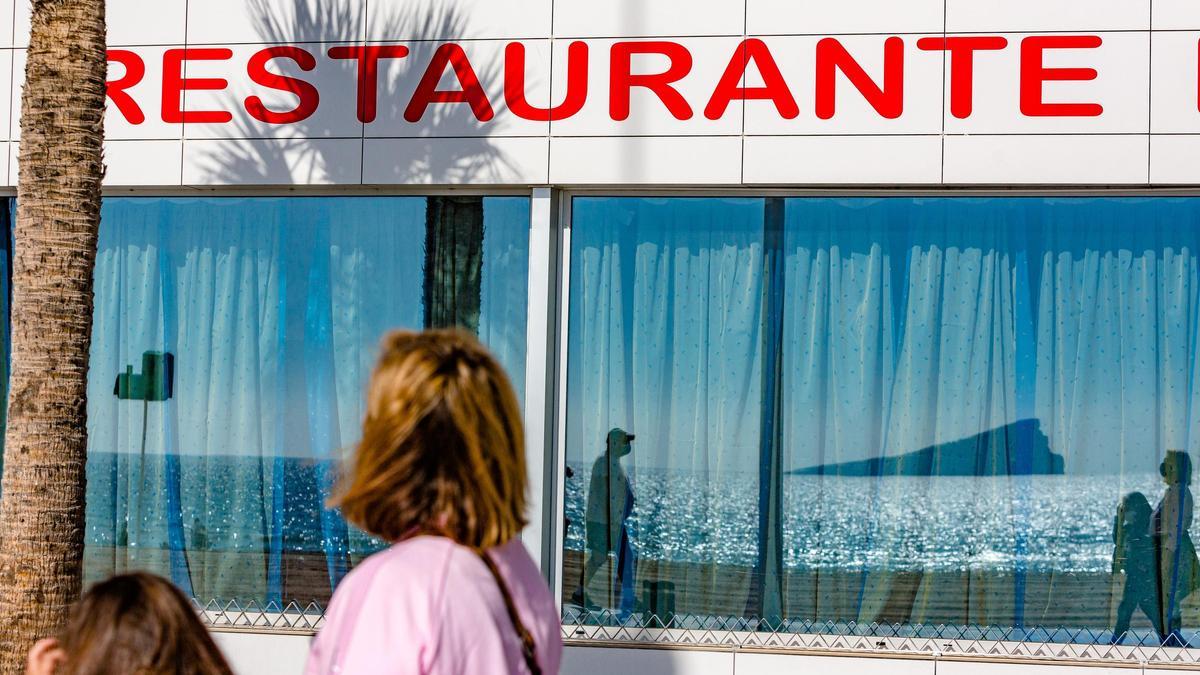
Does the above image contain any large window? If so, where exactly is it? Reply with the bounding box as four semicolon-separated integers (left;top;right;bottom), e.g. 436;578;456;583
562;196;1200;647
81;196;530;610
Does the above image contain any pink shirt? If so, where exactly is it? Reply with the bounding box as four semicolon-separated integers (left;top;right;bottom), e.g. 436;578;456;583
305;536;563;675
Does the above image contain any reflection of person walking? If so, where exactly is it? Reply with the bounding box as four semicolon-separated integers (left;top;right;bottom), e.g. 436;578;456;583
1153;450;1200;646
570;428;635;611
1111;492;1159;643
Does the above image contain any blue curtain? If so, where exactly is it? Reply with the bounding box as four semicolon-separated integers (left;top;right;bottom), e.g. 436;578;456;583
84;196;530;608
565;196;1200;645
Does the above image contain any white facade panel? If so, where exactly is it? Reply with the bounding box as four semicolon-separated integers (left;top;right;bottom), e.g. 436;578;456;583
181;137;363;185
368;0;551;41
937;662;1134;675
16;0;186;48
1151;32;1200;134
943;134;1149;184
942;32;1150;135
945;0;1150;32
563;646;735;675
212;631;311;675
366;39;551;138
1153;0;1200;30
363;136;549;185
746;0;944;37
736;653;936;675
553;0;745;38
549;136;742;184
1150;135;1200;184
186;0;364;46
743;135;942;184
105;139;183;186
743;35;944;135
0;0;13;49
548;37;745;137
100;47;185;140
180;43;364;141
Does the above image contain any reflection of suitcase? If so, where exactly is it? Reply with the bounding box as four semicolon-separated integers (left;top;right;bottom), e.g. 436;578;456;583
643;580;677;628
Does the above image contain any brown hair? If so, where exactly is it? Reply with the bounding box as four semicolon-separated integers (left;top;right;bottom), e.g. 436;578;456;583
55;572;233;675
333;329;528;550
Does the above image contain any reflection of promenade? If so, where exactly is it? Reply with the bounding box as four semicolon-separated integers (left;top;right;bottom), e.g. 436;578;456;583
563;549;1178;638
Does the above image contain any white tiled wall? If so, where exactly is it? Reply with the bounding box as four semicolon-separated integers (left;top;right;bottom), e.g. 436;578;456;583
747;0;944;36
210;634;1187;675
4;0;1198;186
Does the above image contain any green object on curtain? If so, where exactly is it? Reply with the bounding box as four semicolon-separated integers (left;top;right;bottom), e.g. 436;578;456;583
424;196;485;332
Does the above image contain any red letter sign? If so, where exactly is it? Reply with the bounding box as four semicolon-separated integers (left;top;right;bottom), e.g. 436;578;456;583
705;39;798;121
245;47;321;124
328;45;410;123
816;37;905;120
917;36;1008;119
610;41;694;121
162;48;234;124
506;41;587;121
404;43;495;123
107;49;146;125
1020;35;1103;117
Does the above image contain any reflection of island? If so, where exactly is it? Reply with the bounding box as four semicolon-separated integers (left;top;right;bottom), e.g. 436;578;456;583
790;419;1064;477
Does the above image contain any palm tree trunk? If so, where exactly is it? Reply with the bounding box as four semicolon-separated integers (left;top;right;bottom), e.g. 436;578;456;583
0;0;106;671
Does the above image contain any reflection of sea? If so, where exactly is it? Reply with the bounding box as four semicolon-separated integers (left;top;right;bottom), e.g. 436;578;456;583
564;466;1168;574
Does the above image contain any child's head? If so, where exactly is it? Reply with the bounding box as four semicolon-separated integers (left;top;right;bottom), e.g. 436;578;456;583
1161;450;1194;486
1119;492;1152;530
53;573;232;675
334;329;528;550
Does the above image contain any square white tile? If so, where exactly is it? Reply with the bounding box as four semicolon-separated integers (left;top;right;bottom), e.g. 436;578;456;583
743;135;942;184
554;0;745;38
182;137;363;185
104;140;183;185
101;47;185;140
748;0;943;36
366;39;550;138
186;0;364;46
1151;135;1200;183
549;136;742;184
1152;32;1200;133
939;662;1133;675
549;37;745;136
1154;0;1200;29
735;654;934;675
367;0;551;41
944;32;1150;135
744;35;943;135
563;646;734;675
943;134;1148;184
946;0;1150;32
363;136;548;184
16;0;186;47
183;43;360;140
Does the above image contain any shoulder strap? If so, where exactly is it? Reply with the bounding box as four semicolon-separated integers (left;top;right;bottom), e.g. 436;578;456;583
479;551;543;675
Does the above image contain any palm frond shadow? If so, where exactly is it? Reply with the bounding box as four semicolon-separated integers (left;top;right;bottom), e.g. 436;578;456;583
194;0;520;186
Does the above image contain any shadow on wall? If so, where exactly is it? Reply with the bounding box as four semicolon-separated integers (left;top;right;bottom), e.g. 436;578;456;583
790;418;1065;477
196;0;517;186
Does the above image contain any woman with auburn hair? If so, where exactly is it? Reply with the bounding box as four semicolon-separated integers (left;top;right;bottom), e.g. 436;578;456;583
24;572;233;675
305;329;562;675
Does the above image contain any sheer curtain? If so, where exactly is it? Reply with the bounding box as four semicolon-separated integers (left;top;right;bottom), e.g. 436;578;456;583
86;196;529;608
565;196;1200;643
566;197;764;616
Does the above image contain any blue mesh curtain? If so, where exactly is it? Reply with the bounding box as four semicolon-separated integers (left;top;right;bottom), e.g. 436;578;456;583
84;196;530;608
565;196;1200;646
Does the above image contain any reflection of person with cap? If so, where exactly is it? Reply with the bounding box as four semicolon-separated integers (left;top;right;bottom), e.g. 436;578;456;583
570;428;635;610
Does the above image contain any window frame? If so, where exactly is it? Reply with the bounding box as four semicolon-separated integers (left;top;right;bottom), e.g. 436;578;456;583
545;187;1200;666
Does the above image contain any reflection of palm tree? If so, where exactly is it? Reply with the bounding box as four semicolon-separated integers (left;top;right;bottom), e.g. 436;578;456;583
423;197;484;331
